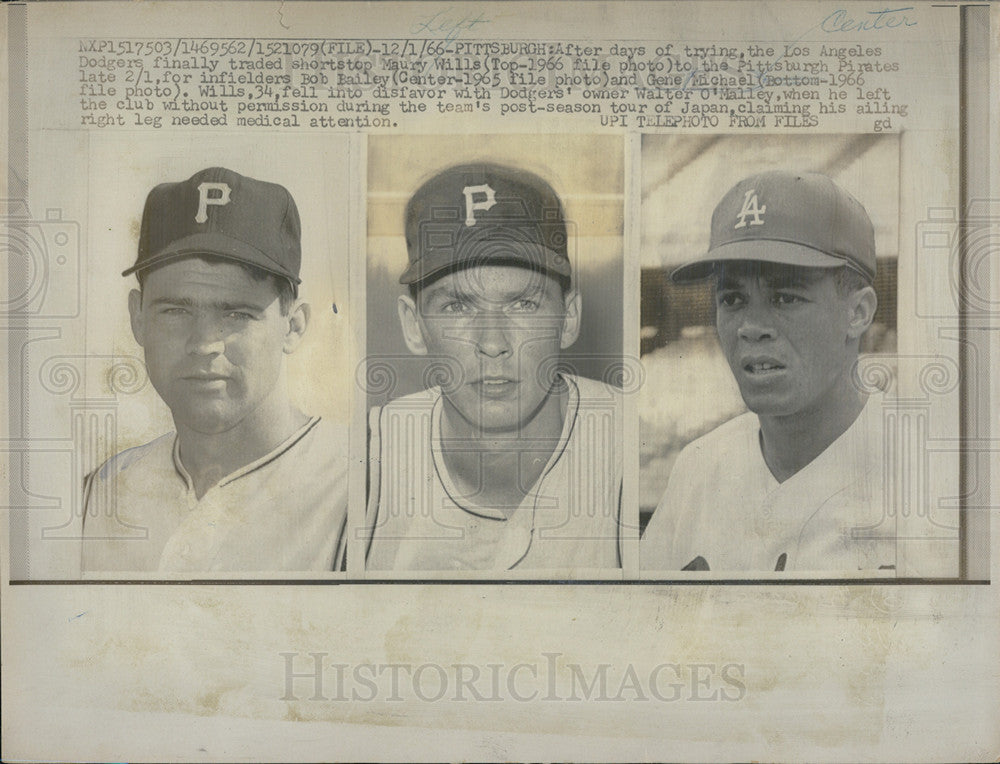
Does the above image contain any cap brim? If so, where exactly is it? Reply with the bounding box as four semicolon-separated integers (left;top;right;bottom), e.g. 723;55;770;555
400;243;571;286
122;231;301;284
669;240;858;283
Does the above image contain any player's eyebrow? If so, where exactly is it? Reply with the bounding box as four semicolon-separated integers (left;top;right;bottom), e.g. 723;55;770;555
497;282;547;302
716;273;743;291
147;295;197;307
217;300;269;312
420;283;470;304
423;281;547;305
761;270;819;290
147;296;269;312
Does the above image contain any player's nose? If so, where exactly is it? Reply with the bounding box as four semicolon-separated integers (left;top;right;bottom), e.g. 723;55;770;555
473;313;512;358
736;301;776;342
185;314;226;356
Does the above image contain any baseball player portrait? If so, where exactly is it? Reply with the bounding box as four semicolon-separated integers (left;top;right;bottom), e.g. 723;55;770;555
80;167;349;573
364;157;624;574
641;169;899;573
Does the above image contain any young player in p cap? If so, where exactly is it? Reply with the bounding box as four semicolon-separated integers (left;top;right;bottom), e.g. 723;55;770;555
81;167;349;573
641;170;896;573
365;163;623;572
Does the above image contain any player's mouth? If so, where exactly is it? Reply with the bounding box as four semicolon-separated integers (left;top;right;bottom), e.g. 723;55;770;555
474;377;519;398
741;357;786;376
183;372;230;387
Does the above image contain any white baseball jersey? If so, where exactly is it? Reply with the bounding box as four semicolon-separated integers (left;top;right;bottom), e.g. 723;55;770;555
641;395;898;573
366;374;622;572
81;417;349;573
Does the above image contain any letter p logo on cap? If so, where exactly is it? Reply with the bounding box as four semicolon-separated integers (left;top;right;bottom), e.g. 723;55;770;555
195;182;232;223
463;184;496;227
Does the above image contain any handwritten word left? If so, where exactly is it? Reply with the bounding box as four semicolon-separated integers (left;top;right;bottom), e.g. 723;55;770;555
411;8;493;49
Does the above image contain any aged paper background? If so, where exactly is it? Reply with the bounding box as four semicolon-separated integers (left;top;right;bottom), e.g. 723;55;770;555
3;1;998;760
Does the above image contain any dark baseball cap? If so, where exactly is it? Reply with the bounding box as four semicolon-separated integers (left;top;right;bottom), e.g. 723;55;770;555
400;163;571;286
671;170;876;283
123;166;302;286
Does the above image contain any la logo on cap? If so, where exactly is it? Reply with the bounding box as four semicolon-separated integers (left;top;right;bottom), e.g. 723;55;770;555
195;181;232;223
734;188;766;229
463;183;496;227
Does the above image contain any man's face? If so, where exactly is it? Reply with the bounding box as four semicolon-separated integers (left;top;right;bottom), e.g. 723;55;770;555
715;262;866;419
129;258;303;436
399;264;580;435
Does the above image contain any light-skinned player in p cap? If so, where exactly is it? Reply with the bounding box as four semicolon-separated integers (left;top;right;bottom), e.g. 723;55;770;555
81;167;349;574
365;163;623;573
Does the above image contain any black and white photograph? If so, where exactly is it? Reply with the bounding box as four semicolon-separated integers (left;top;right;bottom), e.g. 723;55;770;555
3;1;995;762
360;134;629;577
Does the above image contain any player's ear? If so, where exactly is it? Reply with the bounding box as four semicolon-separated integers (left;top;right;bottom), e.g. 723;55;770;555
846;284;877;340
127;289;145;346
397;294;428;356
283;300;310;354
559;288;582;350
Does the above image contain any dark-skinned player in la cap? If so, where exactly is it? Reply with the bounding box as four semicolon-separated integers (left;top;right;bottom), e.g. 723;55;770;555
82;167;349;573
641;170;901;573
366;163;623;573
